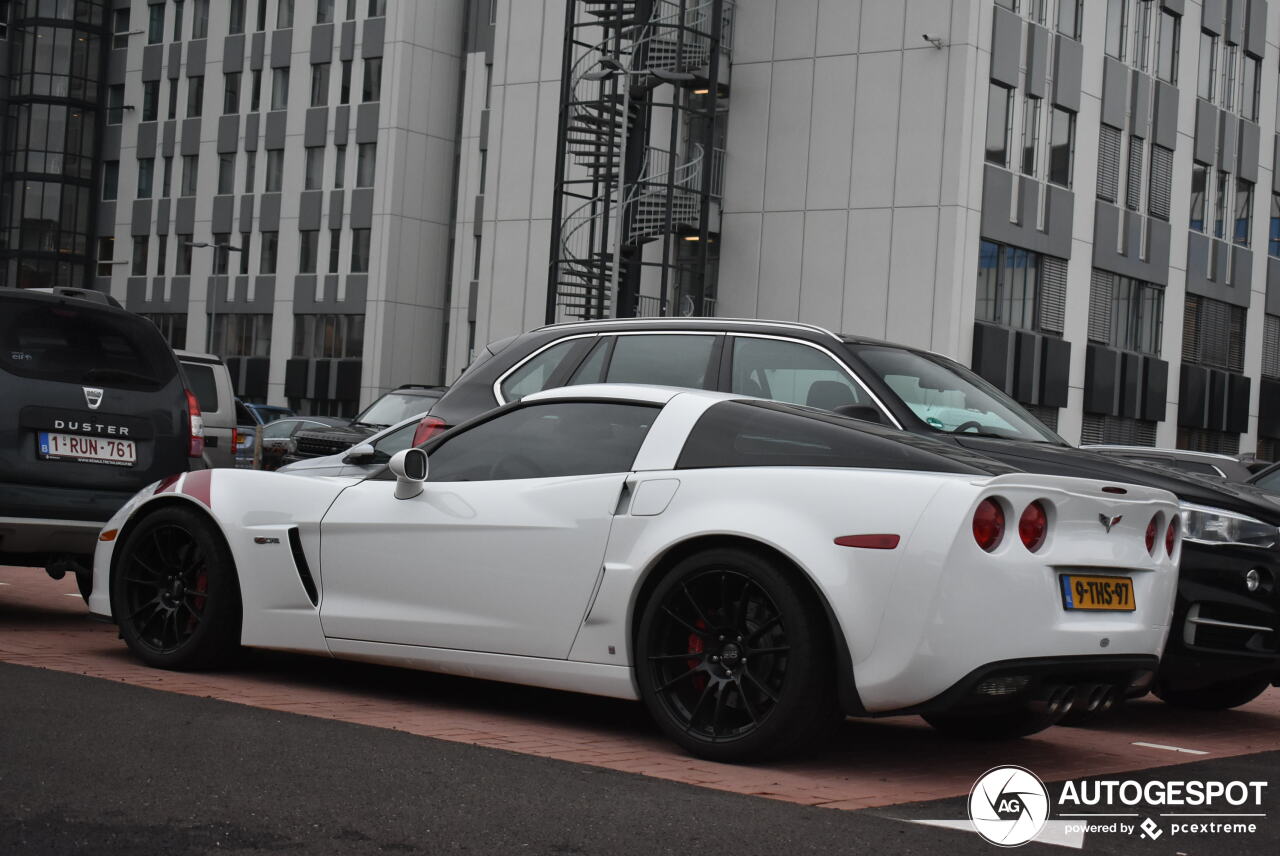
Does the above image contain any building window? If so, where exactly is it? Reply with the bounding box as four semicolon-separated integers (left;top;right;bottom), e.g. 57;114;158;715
142;81;160;121
351;228;371;272
250;69;262;111
245;150;257;193
271;67;290;110
187;76;204;118
976;239;1041;331
217;154;236;195
137;157;154;199
362;57;382;102
1264;314;1280;380
340;60;353;104
177;235;193;275
1156;7;1179;84
304;147;324;190
1183;294;1246;373
260;231;279;274
310;63;330;106
168;79;179;119
1198;31;1218;102
257;0;268;30
1047;107;1074;187
1020;97;1040;177
145;313;189;349
132;236;148;276
299;229;319;273
96;236;115;277
1234;178;1253;246
224;72;241;114
107;84;124;124
1271;192;1280;256
102;161;118;200
278;0;295;28
1213;169;1229;239
985;83;1012;168
1241;55;1260;122
334;145;347;188
1105;0;1127;60
1124;136;1144;211
111;8;130;50
368;0;386;17
1056;0;1081;40
210;233;231;275
209;314;272;358
1132;0;1153;73
173;0;185;40
1088;270;1164;356
356;142;376;186
162;156;174;197
230;0;246;34
1148;145;1173;221
147;4;164;44
317;0;335;24
155;235;168;277
1190;163;1208;232
328;229;341;273
293;313;365;358
1220;42;1238;112
265;149;285;192
181;155;199;196
192;0;209;39
1096;125;1121;201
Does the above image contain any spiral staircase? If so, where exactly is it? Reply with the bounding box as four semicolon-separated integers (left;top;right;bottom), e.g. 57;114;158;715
549;0;731;321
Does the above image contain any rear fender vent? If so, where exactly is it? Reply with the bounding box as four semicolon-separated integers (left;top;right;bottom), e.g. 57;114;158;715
287;527;319;606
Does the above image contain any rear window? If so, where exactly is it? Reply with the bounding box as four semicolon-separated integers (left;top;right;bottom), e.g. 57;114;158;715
1;301;177;390
676;401;994;474
183;363;220;412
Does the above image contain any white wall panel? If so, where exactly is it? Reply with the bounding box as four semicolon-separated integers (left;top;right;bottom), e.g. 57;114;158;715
716;212;764;316
732;0;779;65
504;0;545;84
806;54;857;209
799;210;848;325
886;206;939;348
772;0;819;60
841;209;893;337
849;51;902;208
764;59;815;211
859;0;906;52
816;0;861;57
721;62;772;212
894;47;948;206
494;82;539;221
756;211;805;319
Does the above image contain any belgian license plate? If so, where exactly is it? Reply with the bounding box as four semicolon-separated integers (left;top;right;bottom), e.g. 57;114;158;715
1060;574;1135;611
38;431;136;467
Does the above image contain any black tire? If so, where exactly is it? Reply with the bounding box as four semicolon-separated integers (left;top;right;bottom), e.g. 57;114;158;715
1154;676;1272;711
75;568;93;603
635;547;840;762
111;505;242;670
923;709;1057;739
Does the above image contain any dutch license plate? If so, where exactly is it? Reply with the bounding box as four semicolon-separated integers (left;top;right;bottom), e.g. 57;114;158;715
38;431;136;467
1060;574;1135;611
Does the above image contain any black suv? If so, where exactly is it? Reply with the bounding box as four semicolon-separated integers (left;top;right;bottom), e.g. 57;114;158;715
283;384;446;463
0;289;200;596
428;318;1280;711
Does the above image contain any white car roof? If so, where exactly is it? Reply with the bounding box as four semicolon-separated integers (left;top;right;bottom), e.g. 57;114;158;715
522;384;741;406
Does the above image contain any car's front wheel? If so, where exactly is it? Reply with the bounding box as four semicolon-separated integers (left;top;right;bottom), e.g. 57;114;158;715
111;505;242;670
635;547;840;762
1154;676;1272;711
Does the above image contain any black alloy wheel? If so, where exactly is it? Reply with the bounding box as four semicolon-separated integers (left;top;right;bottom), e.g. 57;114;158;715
636;548;839;762
112;505;242;670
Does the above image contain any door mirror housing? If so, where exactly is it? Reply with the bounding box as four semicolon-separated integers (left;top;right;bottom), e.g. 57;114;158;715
344;443;375;464
388;448;429;500
834;404;883;424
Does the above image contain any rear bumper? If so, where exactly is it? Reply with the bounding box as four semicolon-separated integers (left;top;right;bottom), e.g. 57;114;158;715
0;515;104;561
0;482;138;561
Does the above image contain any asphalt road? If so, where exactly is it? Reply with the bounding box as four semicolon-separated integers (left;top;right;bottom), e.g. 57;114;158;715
2;662;1278;856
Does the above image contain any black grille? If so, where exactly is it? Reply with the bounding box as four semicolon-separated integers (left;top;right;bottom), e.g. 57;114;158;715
288;527;319;607
294;433;357;458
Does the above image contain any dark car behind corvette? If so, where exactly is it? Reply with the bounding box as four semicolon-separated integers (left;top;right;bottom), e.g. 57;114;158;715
425;317;1280;713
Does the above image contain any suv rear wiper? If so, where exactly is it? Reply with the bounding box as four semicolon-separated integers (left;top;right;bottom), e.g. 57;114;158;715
83;367;154;386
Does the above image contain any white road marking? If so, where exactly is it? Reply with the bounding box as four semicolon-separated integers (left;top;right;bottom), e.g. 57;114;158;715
0;581;9;585
1161;813;1266;817
63;593;82;598
897;818;1085;850
1131;741;1209;755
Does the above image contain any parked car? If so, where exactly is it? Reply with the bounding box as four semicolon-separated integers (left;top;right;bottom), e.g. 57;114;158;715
1081;445;1257;483
277;414;429;478
89;385;1179;760
233;400;297;468
282;384;446;465
257;416;347;470
0;288;201;599
176;351;237;469
427;318;1280;711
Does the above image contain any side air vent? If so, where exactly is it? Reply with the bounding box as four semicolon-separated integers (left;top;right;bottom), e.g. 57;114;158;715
287;527;319;606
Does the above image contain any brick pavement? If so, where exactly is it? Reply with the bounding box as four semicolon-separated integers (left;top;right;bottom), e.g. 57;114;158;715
3;564;1278;810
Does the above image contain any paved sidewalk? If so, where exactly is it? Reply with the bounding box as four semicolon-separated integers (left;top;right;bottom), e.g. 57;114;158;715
3;564;1278;811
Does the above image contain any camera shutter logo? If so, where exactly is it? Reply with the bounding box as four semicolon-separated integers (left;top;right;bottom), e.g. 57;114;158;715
968;766;1051;847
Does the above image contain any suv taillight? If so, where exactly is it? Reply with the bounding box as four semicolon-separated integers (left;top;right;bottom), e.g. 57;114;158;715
413;415;450;446
185;388;205;458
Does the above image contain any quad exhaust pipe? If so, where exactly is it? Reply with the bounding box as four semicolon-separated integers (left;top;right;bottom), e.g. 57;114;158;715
1029;683;1119;718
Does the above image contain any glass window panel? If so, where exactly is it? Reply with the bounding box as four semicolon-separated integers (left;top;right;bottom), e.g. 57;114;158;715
271;67;289;110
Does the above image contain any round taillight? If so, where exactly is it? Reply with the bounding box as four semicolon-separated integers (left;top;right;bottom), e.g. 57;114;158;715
1018;501;1048;552
1146;515;1160;555
1166;516;1179;556
973;498;1005;552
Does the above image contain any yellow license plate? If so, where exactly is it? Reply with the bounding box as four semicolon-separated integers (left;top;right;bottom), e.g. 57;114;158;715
1060;575;1136;611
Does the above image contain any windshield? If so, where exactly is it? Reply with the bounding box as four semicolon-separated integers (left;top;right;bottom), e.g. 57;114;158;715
851;345;1063;444
354;392;433;427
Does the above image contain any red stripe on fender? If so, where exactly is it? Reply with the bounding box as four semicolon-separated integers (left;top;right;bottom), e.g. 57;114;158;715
182;469;213;507
834;534;900;550
155;474;181;494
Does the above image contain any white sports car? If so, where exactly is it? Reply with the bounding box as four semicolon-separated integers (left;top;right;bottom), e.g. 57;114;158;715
90;385;1181;761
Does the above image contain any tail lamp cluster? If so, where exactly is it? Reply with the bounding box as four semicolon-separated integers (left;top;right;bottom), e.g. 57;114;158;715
184;388;205;458
972;498;1180;557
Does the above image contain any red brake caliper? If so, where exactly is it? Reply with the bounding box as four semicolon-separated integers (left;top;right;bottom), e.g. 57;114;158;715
688;620;707;692
189;571;208;628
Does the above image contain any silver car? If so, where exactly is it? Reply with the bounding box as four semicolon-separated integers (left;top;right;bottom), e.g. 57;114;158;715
275;414;423;478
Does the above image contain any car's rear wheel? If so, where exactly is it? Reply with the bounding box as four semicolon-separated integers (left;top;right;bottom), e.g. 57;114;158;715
111;506;241;670
635;547;839;762
1154;676;1272;710
922;708;1057;739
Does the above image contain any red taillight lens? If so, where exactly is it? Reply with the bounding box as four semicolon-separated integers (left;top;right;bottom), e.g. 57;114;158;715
412;415;449;446
1145;515;1160;554
1018;501;1048;552
973;498;1005;552
185;389;205;458
231;428;239;450
1166;516;1179;556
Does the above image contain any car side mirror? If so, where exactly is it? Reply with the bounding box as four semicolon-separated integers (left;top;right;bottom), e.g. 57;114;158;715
388;448;429;500
344;443;375;464
834;404;883;424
